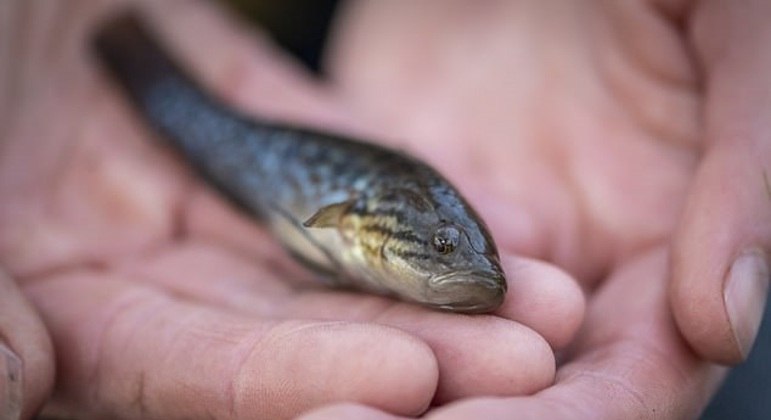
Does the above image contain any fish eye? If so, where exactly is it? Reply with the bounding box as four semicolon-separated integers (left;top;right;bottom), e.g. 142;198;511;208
432;225;460;254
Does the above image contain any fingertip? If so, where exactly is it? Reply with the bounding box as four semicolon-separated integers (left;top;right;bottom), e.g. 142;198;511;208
670;246;768;364
329;323;439;416
670;268;737;364
497;256;586;349
430;317;555;402
723;250;769;359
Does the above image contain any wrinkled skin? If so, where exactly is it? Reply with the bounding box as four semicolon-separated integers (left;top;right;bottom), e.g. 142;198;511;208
2;0;769;418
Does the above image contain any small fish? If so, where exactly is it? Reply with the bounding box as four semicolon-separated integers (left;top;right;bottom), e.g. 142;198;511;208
92;13;507;313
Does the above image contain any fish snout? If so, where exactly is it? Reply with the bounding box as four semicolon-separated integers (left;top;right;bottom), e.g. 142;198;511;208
427;270;507;313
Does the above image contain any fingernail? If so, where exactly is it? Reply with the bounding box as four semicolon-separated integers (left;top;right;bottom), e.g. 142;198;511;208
724;249;770;359
0;341;22;420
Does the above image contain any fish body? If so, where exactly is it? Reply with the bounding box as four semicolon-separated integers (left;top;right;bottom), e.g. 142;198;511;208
93;15;506;313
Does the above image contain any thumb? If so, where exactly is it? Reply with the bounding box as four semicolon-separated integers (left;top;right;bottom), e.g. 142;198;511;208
672;0;771;365
671;141;770;364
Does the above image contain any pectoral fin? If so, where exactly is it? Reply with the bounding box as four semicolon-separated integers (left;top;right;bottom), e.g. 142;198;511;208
303;200;355;228
269;205;344;280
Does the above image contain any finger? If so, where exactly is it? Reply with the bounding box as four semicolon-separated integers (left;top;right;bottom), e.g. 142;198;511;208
310;248;726;419
0;269;54;419
431;248;724;419
671;143;770;364
23;271;438;419
670;0;771;364
289;298;555;403
496;255;585;349
277;255;581;403
122;241;569;402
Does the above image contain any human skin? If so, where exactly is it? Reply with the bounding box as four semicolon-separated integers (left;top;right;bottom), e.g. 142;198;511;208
305;0;769;418
0;0;766;419
0;1;581;418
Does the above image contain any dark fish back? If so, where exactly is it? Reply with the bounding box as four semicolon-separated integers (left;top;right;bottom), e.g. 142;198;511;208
93;14;438;214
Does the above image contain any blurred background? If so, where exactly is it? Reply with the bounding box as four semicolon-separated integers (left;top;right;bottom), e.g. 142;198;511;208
226;1;770;418
226;0;340;75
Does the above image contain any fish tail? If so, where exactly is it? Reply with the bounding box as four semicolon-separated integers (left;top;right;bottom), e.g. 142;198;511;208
92;13;181;108
92;11;249;160
92;11;272;213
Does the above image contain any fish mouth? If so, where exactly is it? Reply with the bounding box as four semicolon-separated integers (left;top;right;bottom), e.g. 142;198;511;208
426;270;507;313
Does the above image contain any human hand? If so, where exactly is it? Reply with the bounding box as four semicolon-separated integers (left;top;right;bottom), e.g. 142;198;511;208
304;250;724;419
302;0;754;417
0;270;53;419
0;1;583;418
669;0;771;365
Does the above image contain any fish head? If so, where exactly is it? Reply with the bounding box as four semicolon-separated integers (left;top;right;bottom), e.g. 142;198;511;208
371;190;507;313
